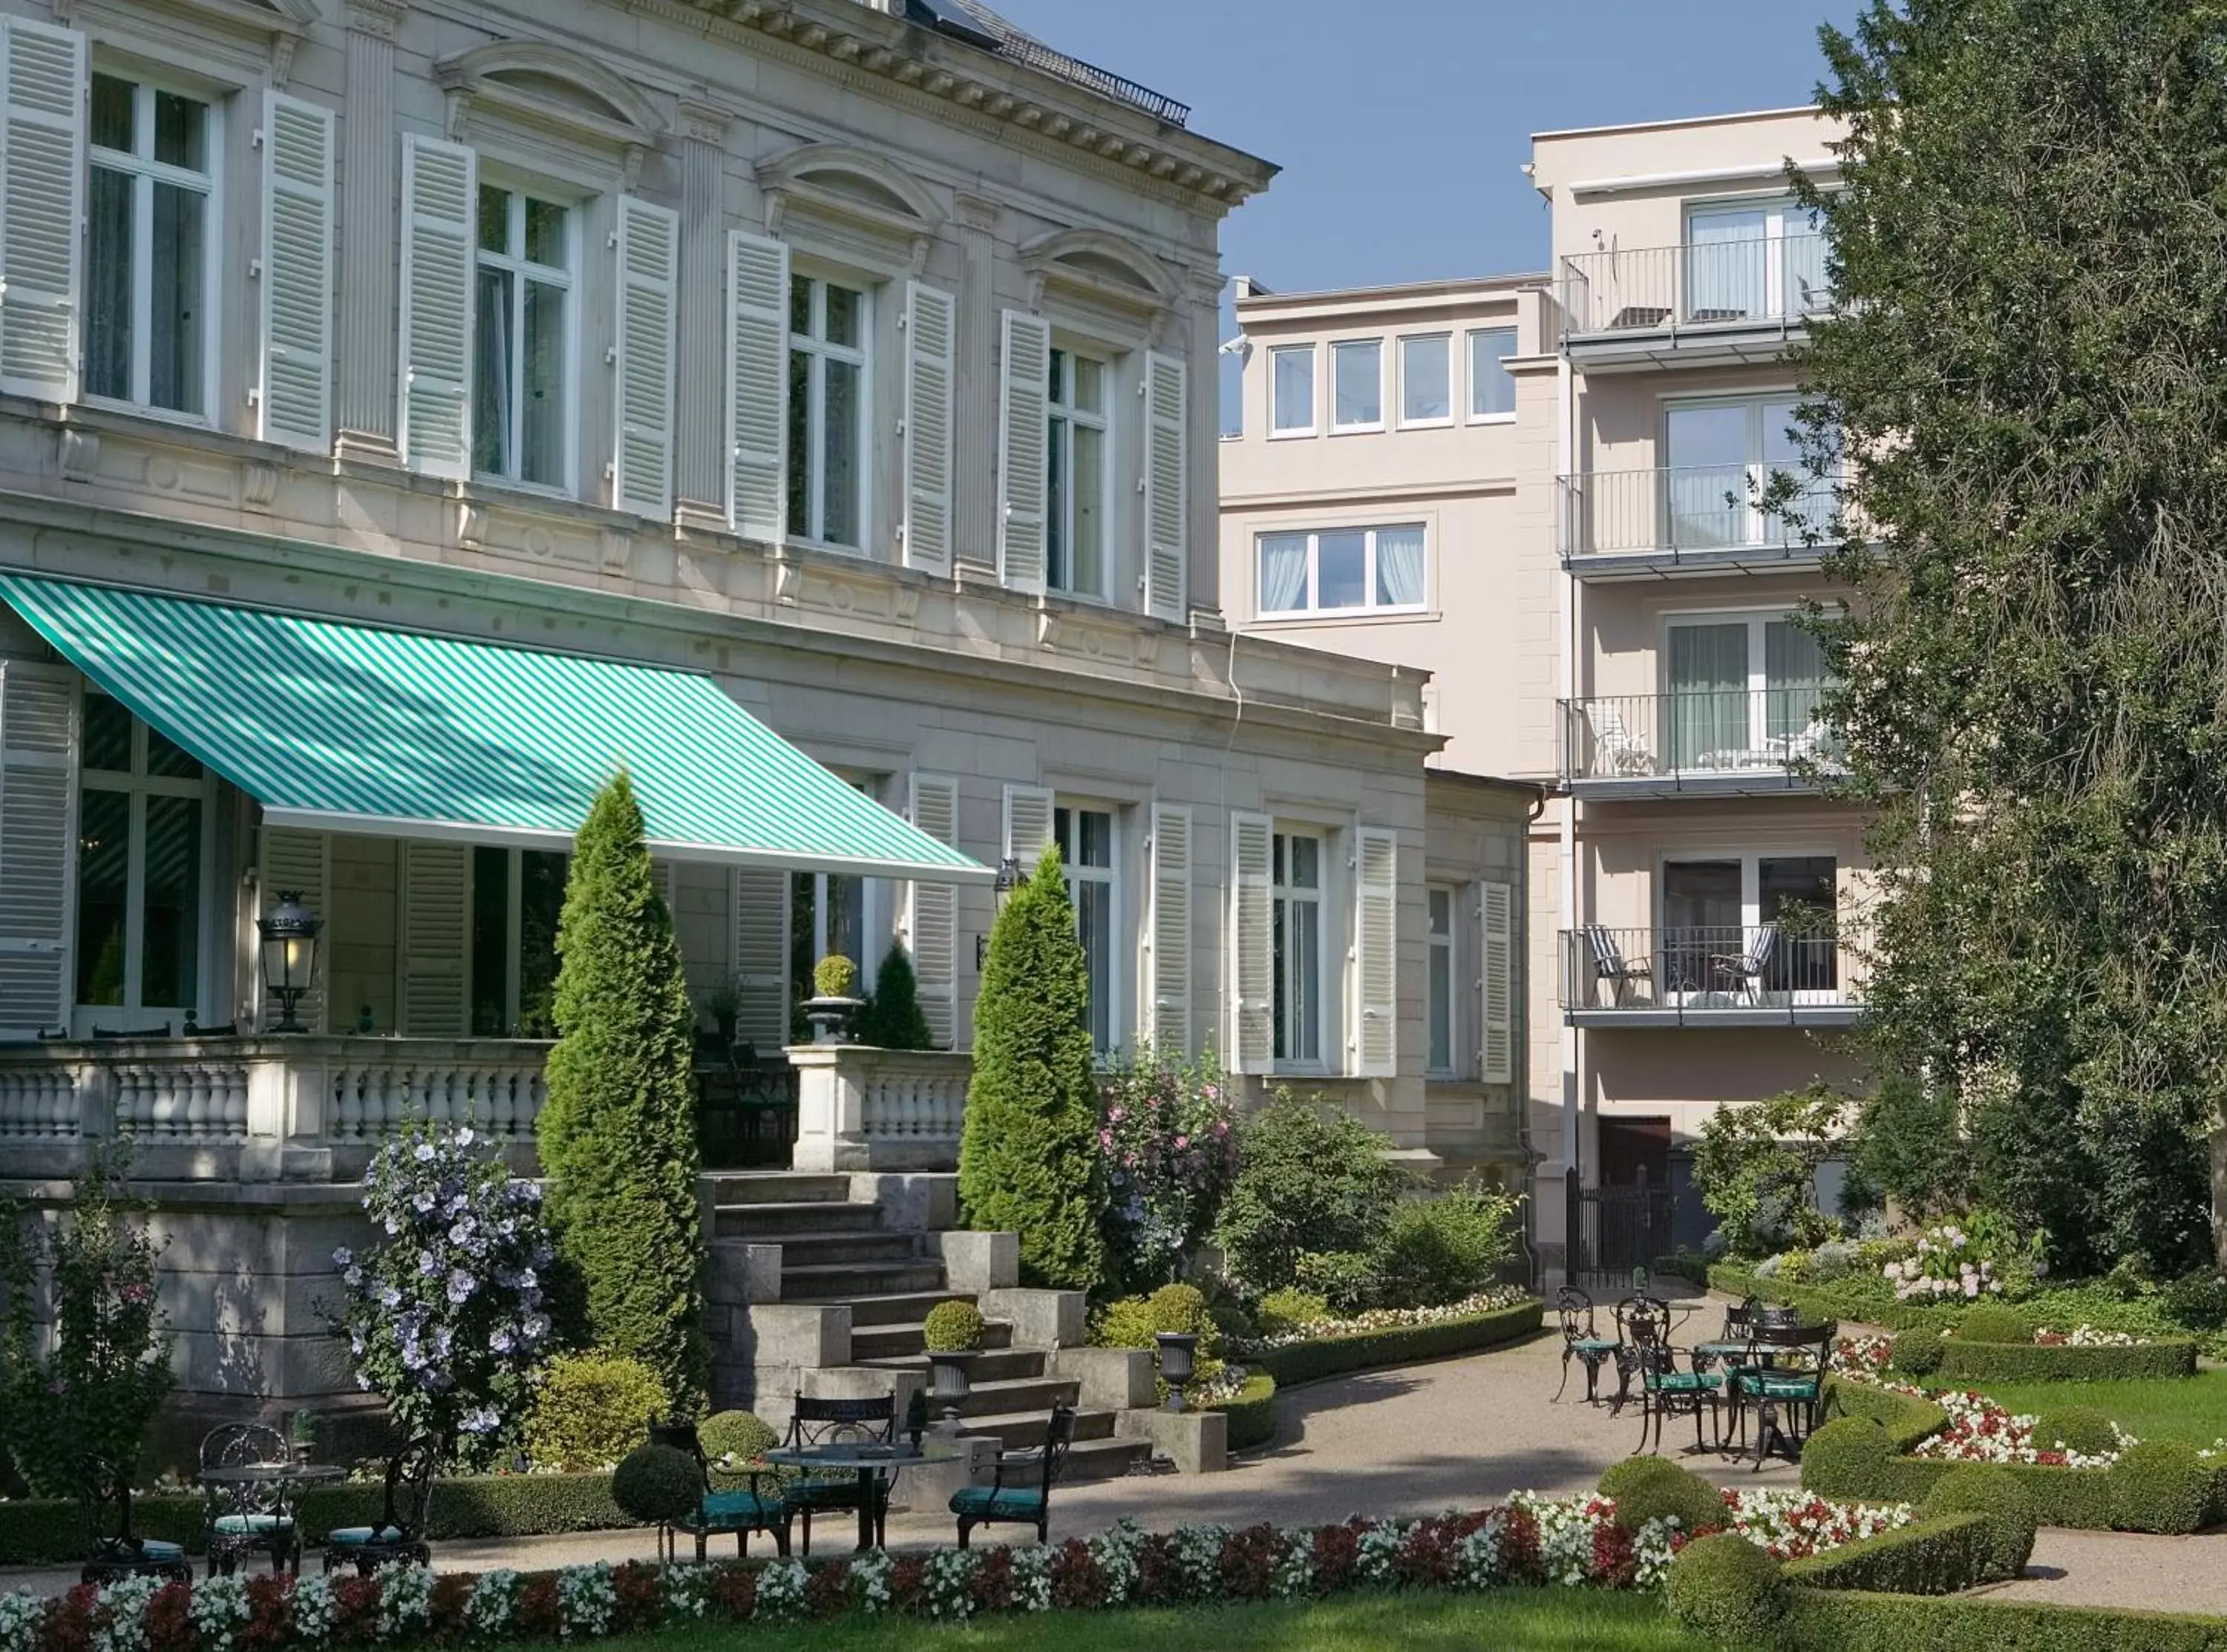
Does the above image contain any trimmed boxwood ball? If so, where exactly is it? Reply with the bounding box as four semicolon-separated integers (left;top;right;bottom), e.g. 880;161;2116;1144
2109;1438;2213;1534
1918;1463;2038;1580
1888;1326;1944;1377
923;1299;987;1353
1665;1531;1789;1649
1955;1302;2030;1345
610;1444;701;1527
699;1409;778;1466
1800;1416;1896;1495
2033;1406;2117;1458
1598;1455;1727;1536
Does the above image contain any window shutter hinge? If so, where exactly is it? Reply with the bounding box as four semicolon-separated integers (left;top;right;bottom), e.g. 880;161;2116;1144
249;258;264;280
607;232;618;249
252;127;266;150
605;347;618;365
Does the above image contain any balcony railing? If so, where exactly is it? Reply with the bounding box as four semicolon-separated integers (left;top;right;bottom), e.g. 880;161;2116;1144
1559;924;1861;1017
1560;690;1840;787
790;1043;975;1173
1560;466;1840;564
1558;235;1831;341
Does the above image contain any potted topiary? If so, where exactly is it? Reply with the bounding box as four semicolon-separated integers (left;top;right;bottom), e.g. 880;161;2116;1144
802;954;863;1044
922;1299;985;1419
287;1409;321;1467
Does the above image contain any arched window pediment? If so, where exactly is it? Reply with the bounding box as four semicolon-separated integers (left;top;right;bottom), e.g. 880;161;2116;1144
754;144;945;273
1021;228;1179;316
435;41;665;179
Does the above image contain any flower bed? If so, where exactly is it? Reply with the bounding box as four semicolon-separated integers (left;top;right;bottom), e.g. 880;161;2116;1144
1235;1294;1543;1388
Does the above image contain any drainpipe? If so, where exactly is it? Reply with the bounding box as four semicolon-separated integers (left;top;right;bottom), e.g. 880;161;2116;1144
1556;309;1583;1245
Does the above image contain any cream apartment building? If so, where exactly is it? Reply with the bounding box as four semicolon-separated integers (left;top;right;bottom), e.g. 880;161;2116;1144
0;0;1530;1409
1223;105;1866;1275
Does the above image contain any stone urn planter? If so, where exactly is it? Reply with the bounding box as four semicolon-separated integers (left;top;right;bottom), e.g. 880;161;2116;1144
1155;1331;1200;1412
799;994;861;1044
923;1299;987;1421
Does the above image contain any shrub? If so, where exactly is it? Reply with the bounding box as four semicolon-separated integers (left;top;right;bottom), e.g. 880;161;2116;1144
1888;1327;1944;1377
2163;1269;2227;1331
1799;1417;1900;1498
812;954;858;999
1807;1239;1860;1282
1095;1045;1239;1295
1664;1532;1788;1649
1211;1373;1278;1452
2109;1438;2212;1535
1214;1093;1408;1292
540;771;707;1409
852;943;932;1049
1919;1463;2038;1580
1145;1283;1214;1340
1093;1295;1158;1350
698;1411;778;1469
610;1444;700;1527
958;842;1105;1292
1848;1071;1972;1224
1367;1184;1523;1310
1956;1302;2030;1344
525;1351;668;1472
1781;1510;1999;1595
2032;1407;2116;1458
1256;1289;1330;1336
1938;1336;2197;1383
922;1300;986;1353
1293;1251;1381;1315
1691;1080;1851;1256
1251;1299;1542;1387
1597;1457;1725;1536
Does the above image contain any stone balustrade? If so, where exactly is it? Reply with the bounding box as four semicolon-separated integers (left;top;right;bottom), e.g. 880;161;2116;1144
789;1043;974;1172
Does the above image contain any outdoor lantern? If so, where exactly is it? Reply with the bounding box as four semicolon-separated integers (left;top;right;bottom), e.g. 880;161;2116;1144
975;856;1025;969
257;891;323;1033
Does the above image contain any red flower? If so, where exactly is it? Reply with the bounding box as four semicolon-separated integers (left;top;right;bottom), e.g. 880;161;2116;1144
1216;1525;1283;1600
428;1573;477;1639
969;1549;1018;1614
887;1556;928;1615
707;1565;757;1622
1047;1539;1104;1610
611;1561;664;1632
243;1576;292;1652
514;1575;561;1642
805;1561;851;1619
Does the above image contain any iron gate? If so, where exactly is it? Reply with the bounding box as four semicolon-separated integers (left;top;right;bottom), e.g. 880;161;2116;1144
1566;1167;1674;1286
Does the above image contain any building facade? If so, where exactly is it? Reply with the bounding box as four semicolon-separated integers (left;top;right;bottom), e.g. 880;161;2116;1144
1220;105;1865;1274
0;0;1528;1409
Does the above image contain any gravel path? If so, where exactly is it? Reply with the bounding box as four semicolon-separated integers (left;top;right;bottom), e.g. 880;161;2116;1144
1984;1528;2227;1613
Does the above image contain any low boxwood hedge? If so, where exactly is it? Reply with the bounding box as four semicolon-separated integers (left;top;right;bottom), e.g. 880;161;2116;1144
1211;1372;1278;1452
1788;1591;2227;1651
1250;1298;1543;1387
1780;1511;1999;1596
1935;1336;2198;1383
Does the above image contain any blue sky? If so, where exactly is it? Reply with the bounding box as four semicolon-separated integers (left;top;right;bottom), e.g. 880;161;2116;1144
990;0;1865;291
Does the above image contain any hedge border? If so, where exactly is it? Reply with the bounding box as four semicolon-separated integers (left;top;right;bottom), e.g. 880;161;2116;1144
1710;1262;1952;1333
1937;1336;2198;1383
1249;1299;1544;1388
1788;1589;2227;1651
1209;1372;1278;1452
1780;1510;1997;1596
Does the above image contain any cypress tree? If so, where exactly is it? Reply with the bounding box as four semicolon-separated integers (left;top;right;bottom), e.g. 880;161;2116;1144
856;941;935;1051
538;771;707;1408
958;841;1105;1291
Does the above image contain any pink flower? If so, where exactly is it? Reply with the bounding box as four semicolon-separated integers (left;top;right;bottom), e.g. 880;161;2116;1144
1174;1135;1188;1149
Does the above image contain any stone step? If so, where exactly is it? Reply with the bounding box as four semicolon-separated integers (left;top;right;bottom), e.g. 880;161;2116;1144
713;1201;884;1239
852;1320;1016;1363
857;1345;1039;1383
956;1405;1116;1452
772;1232;923;1268
937;1374;1078;1418
704;1171;854;1207
780;1260;948;1300
1059;1435;1160;1483
788;1288;972;1329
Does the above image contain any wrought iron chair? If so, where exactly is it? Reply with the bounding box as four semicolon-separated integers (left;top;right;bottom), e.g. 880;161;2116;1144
1609;1294;1673;1413
1624;1301;1725;1455
200;1422;300;1577
321;1437;438;1573
1553;1286;1621;1403
1583;925;1653;1007
652;1419;793;1562
81;1457;192;1586
1744;1322;1836;1470
951;1404;1073;1548
781;1394;897;1556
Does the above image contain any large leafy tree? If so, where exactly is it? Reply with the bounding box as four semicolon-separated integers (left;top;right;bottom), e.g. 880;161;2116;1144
1798;0;2227;1272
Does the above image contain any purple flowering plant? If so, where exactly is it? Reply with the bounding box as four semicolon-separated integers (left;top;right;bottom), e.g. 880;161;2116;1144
329;1121;554;1467
1096;1045;1240;1294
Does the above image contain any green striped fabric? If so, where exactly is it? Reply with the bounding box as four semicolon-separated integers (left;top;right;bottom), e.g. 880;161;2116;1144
0;574;988;883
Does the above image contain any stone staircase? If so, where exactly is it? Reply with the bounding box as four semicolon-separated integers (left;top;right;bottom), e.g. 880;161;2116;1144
709;1171;1155;1481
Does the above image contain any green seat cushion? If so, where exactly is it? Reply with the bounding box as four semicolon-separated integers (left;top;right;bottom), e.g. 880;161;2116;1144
1569;1338;1618;1352
324;1526;407;1547
695;1489;785;1528
1644;1371;1722;1394
117;1539;186;1564
212;1513;294;1536
949;1486;1045;1521
1753;1375;1822;1399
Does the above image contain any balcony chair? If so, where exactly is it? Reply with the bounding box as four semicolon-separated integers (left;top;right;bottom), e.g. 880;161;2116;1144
649;1420;792;1562
1583;703;1658;778
81;1457;192;1587
1583;925;1653;1007
321;1437;438;1574
200;1422;300;1577
1553;1285;1621;1403
951;1404;1073;1548
781;1393;897;1556
1707;926;1779;1005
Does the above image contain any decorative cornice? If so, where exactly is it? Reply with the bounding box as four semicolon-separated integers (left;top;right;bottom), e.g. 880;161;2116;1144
676;96;733;148
345;0;406;43
57;0;312;82
1019;226;1179;317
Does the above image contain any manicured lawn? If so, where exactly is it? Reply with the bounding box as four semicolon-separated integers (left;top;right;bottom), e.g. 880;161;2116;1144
572;1595;1704;1651
1943;1367;2227;1446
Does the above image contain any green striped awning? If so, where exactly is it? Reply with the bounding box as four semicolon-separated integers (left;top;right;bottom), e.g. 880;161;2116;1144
0;574;990;884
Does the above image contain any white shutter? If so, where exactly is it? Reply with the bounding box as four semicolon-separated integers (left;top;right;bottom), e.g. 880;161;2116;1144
906;773;960;1048
399;839;469;1037
1480;880;1516;1084
397;134;476;479
0;21;85;403
1229;810;1273;1075
1353;827;1398;1078
0;664;74;1036
259;827;330;1035
725;229;789;543
730;867;790;1054
903;281;956;576
614;196;679;519
1001;783;1054;868
997;309;1050;594
258;91;335;451
1142;350;1188;623
1148;803;1191;1058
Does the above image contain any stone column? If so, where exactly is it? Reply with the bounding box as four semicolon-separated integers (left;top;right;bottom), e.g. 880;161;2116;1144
334;0;406;462
1183;266;1226;621
673;100;733;533
952;193;999;572
788;1045;866;1171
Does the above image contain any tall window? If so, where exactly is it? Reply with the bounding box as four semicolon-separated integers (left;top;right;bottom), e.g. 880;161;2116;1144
1055;805;1116;1054
1256;524;1427;616
1399;334;1451;427
1684;198;1828;323
1664;609;1833;770
1269;344;1315;435
791;779;879;1026
1427;885;1456;1075
1468;327;1517;420
474;184;572;488
1332;339;1382;431
74;695;210;1029
1272;830;1322;1065
1663;396;1831;551
788;275;867;548
1047;350;1108;598
471;847;568;1036
1662;854;1839;999
85;73;214;418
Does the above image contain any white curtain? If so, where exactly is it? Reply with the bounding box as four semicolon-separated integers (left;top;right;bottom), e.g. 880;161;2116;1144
1258;534;1310;613
1684;209;1767;321
1376;526;1426;607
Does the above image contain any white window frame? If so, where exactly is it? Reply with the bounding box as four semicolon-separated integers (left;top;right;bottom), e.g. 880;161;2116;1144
82;69;222;426
71;693;217;1035
472;175;578;495
1255;523;1429;618
1467;326;1517;424
788;269;872;552
1684;194;1828;321
1268;343;1315;437
1426;882;1458;1078
469;845;572;1038
794;774;888;996
1046;345;1112;602
1330;338;1384;433
1661;393;1825;547
1271;827;1327;1070
1397;332;1452;430
1657;847;1842;1006
1054;802;1122;1058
